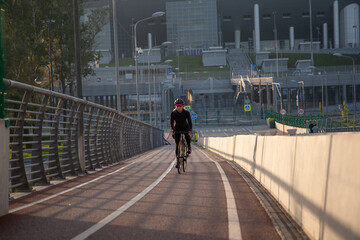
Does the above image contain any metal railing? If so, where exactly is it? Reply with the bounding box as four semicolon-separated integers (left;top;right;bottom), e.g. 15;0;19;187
4;79;163;191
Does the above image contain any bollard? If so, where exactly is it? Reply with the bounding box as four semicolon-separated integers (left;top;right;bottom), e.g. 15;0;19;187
0;119;9;216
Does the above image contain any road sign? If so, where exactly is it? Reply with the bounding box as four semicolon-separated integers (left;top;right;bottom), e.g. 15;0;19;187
191;112;197;120
297;108;305;116
244;104;251;112
184;105;191;111
280;108;287;115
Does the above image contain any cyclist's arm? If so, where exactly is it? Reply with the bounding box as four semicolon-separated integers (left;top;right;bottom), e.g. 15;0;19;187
170;111;175;130
186;110;192;131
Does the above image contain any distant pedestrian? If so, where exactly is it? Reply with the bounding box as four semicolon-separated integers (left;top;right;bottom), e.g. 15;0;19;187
312;124;319;133
309;122;314;133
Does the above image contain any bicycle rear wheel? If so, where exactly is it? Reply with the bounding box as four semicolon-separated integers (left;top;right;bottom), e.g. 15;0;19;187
178;158;183;174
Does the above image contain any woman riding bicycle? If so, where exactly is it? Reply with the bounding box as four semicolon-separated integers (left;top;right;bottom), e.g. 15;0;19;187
170;98;193;161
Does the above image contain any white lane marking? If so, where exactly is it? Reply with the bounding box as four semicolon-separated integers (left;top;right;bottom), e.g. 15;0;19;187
199;149;242;240
72;158;176;240
9;150;165;214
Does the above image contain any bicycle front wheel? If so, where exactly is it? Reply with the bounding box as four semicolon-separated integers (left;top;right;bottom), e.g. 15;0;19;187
177;158;182;174
183;158;187;172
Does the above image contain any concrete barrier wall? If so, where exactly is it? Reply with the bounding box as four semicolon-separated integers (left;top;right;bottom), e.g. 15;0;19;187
275;121;308;134
199;132;360;240
0;119;9;216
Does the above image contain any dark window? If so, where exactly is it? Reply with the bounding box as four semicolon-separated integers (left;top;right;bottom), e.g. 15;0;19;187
223;16;232;21
282;13;291;18
302;12;309;18
243;15;252;20
316;11;325;17
263;14;271;19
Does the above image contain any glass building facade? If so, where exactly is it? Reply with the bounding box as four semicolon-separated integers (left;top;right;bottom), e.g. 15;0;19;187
166;0;219;55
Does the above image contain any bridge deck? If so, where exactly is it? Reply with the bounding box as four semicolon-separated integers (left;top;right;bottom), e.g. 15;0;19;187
0;144;307;240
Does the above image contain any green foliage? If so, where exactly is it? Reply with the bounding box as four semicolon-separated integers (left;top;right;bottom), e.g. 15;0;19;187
3;0;108;95
249;52;360;68
338;101;348;122
265;110;324;128
103;55;230;73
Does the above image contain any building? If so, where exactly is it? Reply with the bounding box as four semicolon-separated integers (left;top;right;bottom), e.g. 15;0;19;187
83;0;360;58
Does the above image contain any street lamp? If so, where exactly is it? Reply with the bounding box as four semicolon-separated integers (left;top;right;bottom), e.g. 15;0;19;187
112;0;121;112
309;0;314;66
309;65;327;116
147;41;172;125
134;11;165;121
43;20;55;97
272;12;279;77
333;53;356;130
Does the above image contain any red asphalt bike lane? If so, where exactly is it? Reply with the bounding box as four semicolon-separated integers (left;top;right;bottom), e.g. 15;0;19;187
0;145;280;240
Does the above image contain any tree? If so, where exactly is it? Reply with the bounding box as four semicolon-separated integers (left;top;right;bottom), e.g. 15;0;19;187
4;0;108;95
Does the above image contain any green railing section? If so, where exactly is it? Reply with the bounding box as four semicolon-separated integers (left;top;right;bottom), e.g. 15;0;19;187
265;111;325;128
0;1;6;119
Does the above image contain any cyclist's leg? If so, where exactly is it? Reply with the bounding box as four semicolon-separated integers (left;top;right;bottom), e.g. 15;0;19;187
185;133;191;153
174;133;181;156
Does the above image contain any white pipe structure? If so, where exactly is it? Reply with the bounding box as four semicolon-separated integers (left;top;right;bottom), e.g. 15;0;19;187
289;26;295;50
235;30;241;49
254;4;260;52
134;11;165;120
148;33;152;49
333;0;340;48
323;23;328;49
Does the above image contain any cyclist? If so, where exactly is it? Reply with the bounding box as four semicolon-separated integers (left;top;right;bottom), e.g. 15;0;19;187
170;98;192;166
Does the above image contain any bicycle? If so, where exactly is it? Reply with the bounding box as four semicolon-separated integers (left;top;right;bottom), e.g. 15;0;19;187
175;131;189;174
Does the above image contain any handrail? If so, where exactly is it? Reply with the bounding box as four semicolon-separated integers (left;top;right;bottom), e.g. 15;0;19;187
4;79;164;191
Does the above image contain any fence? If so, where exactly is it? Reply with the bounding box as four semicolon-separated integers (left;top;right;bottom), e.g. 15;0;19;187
4;79;163;192
266;110;360;132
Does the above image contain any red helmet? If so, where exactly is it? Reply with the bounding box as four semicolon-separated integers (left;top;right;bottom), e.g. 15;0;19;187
174;98;184;105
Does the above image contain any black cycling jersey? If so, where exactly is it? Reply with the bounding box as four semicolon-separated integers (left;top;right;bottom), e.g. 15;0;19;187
170;109;192;132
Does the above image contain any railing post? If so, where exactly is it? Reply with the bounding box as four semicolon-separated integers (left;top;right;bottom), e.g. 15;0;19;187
0;119;9;216
118;116;125;160
93;108;102;167
12;91;31;190
31;95;49;184
49;99;64;179
77;104;85;172
66;102;78;175
85;106;94;170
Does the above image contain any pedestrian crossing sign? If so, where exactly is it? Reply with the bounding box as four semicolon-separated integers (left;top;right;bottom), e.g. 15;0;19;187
244;104;251;112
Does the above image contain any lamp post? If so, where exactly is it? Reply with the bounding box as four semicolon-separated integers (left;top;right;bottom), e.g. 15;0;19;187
309;0;314;67
112;0;121;111
272;12;279;77
43;20;55;95
134;11;165;121
147;41;172;125
333;53;356;130
309;65;327;116
153;59;173;128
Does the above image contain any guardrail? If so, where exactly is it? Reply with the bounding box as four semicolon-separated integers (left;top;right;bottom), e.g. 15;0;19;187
265;110;360;132
4;79;163;192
